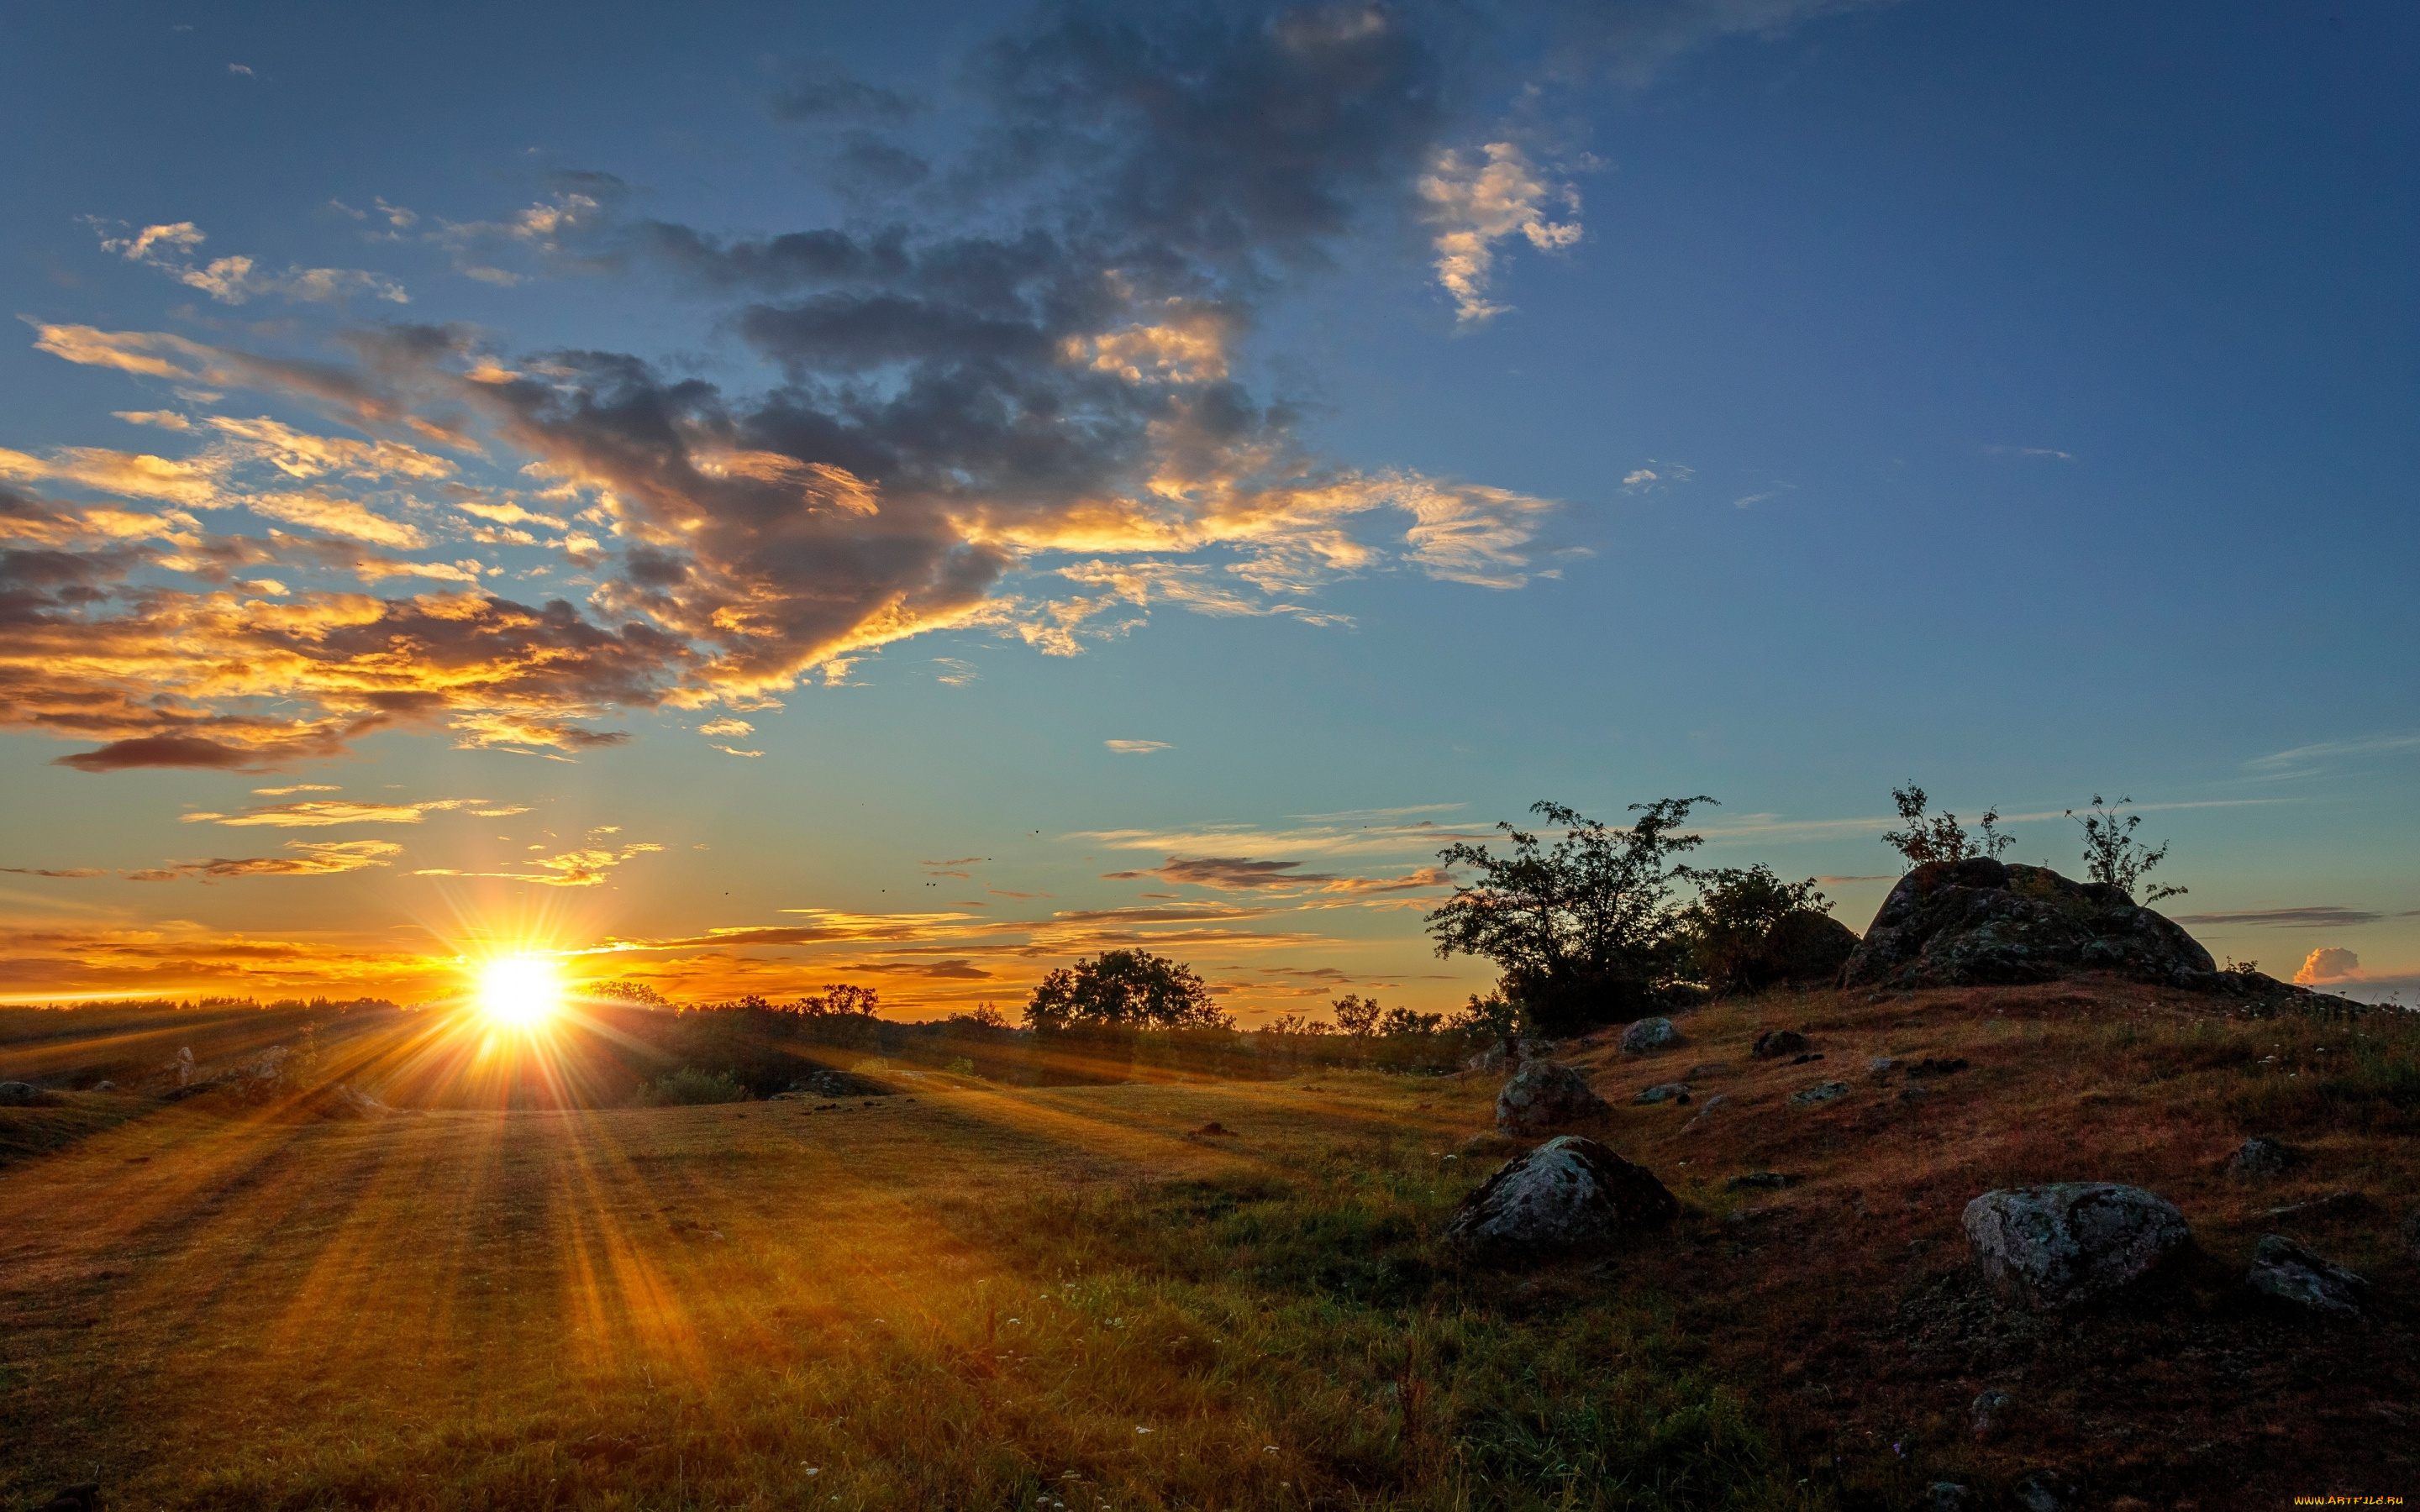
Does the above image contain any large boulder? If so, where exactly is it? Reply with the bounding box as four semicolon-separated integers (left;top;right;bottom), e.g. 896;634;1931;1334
1496;1060;1611;1133
1446;1135;1676;1255
0;1081;58;1107
1841;859;2215;990
1963;1183;2191;1310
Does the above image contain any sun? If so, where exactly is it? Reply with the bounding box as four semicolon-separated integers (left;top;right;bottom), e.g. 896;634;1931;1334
475;954;564;1029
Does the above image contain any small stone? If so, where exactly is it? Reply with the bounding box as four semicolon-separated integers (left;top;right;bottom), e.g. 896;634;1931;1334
1618;1017;1681;1055
2247;1233;2371;1319
1682;1061;1733;1079
1963;1184;2191;1311
1867;1055;1901;1074
1907;1056;1968;1078
1634;1083;1691;1105
2012;1467;2081;1511
1726;1171;1798;1190
1678;1094;1728;1131
1788;1052;1826;1065
2227;1137;2296;1178
1192;1121;1234;1137
1922;1483;1973;1512
1750;1029;1810;1060
1788;1080;1849;1107
1970;1389;2012;1441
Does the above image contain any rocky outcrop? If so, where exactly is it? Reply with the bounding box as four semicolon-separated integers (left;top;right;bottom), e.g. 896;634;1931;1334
1618;1017;1680;1054
1496;1060;1611;1133
1963;1183;2191;1310
1841;859;2215;990
0;1081;59;1107
2247;1234;2371;1319
1445;1135;1676;1255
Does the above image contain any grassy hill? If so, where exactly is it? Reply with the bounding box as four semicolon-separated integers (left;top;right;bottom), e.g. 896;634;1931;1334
2;980;2412;1509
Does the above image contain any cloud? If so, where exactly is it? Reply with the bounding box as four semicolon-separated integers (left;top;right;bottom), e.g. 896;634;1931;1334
128;838;402;882
2292;947;2360;984
1104;739;1171;754
2246;732;2420;777
1108;854;1329;887
1420;142;1581;323
9;3;1907;775
180;797;494;827
1983;444;2074;459
93;220;408;305
768;58;921;123
412;835;661;887
2175;906;2385;930
1101;853;1455;895
254;784;341;795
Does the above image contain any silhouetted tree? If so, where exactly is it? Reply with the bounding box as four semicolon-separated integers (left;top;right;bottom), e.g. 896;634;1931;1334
2069;795;2186;905
1425;797;1715;1033
1024;949;1228;1030
1329;994;1382;1035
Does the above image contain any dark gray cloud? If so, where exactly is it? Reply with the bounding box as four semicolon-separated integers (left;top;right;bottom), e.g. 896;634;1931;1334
2175;906;2386;929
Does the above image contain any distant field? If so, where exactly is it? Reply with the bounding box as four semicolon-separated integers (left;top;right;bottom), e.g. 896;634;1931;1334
3;984;2414;1510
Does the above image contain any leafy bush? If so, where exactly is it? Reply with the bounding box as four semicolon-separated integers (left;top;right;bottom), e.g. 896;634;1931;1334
636;1067;752;1106
2069;794;2186;904
1879;782;2012;869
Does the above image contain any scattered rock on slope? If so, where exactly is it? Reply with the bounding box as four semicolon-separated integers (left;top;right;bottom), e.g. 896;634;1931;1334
1445;1135;1676;1256
1618;1016;1680;1054
1962;1183;2191;1310
1750;1029;1809;1060
1496;1060;1611;1134
0;1081;60;1107
2247;1234;2372;1319
2228;1137;2298;1178
1839;858;2215;990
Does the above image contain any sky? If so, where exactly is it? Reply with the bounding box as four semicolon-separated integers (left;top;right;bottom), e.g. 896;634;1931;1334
1;0;2413;1014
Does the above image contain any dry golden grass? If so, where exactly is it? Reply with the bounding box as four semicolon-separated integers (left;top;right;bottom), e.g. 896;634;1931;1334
2;980;2413;1510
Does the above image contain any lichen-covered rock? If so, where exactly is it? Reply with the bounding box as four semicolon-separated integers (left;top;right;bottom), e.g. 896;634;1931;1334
1963;1183;2191;1310
1840;858;2215;990
1445;1135;1676;1255
1750;1029;1810;1060
1619;1016;1680;1054
1788;1080;1849;1106
1634;1082;1691;1105
2247;1233;2371;1319
0;1081;54;1107
1496;1060;1611;1133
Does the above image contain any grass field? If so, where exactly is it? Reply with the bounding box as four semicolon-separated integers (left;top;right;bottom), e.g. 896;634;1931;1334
3;982;2415;1510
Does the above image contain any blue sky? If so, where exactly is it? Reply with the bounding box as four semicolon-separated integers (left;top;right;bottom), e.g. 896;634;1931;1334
2;0;2413;1008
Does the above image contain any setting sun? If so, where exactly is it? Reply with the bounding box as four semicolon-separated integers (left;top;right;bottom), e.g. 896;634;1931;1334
475;954;564;1029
